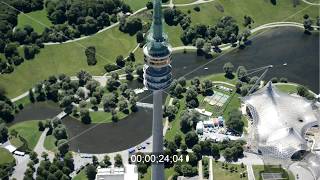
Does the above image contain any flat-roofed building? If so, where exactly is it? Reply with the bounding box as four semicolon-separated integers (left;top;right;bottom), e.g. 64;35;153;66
95;164;138;180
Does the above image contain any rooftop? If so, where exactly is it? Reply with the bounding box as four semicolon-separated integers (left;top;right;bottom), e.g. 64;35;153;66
243;82;320;159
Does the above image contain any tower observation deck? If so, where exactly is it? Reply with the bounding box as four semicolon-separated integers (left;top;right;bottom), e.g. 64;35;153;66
143;0;172;179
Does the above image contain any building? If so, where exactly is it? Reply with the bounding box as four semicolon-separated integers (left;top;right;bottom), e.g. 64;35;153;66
142;0;172;178
196;121;204;134
243;82;320;160
95;164;138;180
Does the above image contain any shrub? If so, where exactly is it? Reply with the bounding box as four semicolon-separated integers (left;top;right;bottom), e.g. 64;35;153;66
85;46;97;66
194;6;200;12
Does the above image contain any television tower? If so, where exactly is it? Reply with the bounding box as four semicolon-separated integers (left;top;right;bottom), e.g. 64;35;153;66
143;0;172;178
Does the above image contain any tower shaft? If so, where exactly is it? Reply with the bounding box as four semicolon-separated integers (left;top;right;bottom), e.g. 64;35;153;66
152;0;163;41
152;90;164;180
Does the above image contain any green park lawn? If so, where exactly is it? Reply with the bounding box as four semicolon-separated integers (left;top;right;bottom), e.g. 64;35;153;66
17;9;52;34
14;96;31;107
73;169;87;180
2;0;318;99
212;161;248;180
89;111;128;123
178;0;319;30
253;165;295;180
9;120;43;150
44;134;58;152
0;148;15;165
124;0;150;11
140;167;175;180
0;27;137;98
165;96;187;142
275;84;298;94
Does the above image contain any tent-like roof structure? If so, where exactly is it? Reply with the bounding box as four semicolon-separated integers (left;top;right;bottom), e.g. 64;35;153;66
243;82;320;159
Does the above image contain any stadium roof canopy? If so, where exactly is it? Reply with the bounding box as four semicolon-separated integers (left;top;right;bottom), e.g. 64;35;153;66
243;82;320;159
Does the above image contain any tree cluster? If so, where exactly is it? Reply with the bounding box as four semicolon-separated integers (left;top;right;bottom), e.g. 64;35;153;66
29;152;74;180
179;110;200;134
85;46;97;66
225;109;244;134
181;16;239;47
119;16;143;35
163;8;191;29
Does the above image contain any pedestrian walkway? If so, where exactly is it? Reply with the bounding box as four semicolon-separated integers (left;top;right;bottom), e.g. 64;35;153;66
209;157;213;180
247;165;256;180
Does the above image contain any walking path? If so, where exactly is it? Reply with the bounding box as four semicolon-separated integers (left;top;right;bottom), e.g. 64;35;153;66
302;0;320;5
209;157;213;180
247;165;256;180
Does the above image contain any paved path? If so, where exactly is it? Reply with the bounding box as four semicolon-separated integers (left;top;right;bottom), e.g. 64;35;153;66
212;81;235;87
247;164;256;180
302;0;320;5
209;157;213;180
34;128;55;161
11;154;29;180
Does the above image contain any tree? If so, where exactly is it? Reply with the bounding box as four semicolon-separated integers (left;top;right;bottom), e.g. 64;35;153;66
118;98;129;113
136;65;144;82
53;124;68;140
114;154;123;167
229;33;237;46
86;164;97;180
80;108;91;124
0;101;14;123
4;43;18;58
124;64;134;81
146;1;153;9
103;155;112;167
297;85;309;97
30;151;39;164
136;31;144;43
165;105;178;121
303;17;313;34
174;134;182;147
178;77;186;87
202;42;211;57
137;163;148;174
186;87;198;101
242;29;251;42
57;139;69;156
225;109;244;134
116;55;125;67
180;110;200;133
195;38;205;55
103;93;117;111
237;66;248;82
211;35;222;50
38;121;45;131
120;17;142;35
243;15;254;27
185;131;198;148
223;62;234;79
0;123;8;143
201;80;213;95
41;152;49;161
